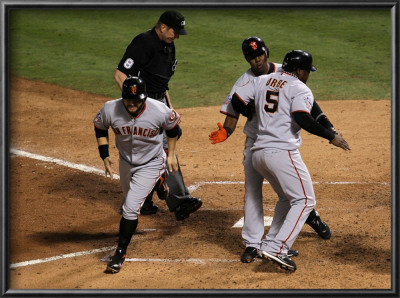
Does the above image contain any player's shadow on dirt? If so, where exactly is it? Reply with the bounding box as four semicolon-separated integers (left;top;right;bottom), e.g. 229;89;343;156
322;232;391;274
45;170;123;211
20;170;123;246
182;208;245;257
254;231;391;275
254;258;296;274
30;231;118;244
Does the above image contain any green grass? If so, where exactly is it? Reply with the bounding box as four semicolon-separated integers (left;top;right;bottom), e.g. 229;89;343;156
9;8;391;108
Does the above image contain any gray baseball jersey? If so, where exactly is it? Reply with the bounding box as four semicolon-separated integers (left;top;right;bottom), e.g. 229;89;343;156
220;63;282;138
94;97;180;165
234;71;314;150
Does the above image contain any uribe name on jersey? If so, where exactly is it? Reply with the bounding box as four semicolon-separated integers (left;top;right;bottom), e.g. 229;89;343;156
265;77;288;89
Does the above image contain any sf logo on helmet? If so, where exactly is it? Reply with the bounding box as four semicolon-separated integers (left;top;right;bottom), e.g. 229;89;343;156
250;41;258;50
131;86;137;94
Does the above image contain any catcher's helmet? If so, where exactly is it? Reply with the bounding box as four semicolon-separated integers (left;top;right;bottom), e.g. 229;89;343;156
282;50;317;73
242;36;269;60
122;76;147;101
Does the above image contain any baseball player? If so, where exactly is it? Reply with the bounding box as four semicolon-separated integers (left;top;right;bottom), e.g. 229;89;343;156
231;50;351;271
94;76;181;274
114;10;202;220
210;37;337;263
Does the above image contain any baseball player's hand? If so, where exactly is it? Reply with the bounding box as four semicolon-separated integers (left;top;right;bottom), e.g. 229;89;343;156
103;157;116;180
167;153;178;174
330;134;351;151
209;123;228;144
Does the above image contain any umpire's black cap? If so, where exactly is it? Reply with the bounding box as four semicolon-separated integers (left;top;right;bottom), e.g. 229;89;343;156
159;10;187;35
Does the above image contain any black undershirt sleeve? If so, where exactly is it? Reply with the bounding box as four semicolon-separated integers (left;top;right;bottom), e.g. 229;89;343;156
94;126;108;138
231;93;253;118
293;111;336;141
311;101;337;134
166;124;181;138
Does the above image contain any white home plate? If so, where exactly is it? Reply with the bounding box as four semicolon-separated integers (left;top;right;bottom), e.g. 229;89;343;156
232;216;273;228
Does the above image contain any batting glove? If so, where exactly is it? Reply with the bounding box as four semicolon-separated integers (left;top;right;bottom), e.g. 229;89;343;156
209;122;230;144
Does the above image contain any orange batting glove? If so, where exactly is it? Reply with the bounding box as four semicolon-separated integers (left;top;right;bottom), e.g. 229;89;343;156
209;122;230;144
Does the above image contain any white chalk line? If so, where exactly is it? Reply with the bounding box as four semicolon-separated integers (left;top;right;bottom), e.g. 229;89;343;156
101;255;255;264
10;148;120;179
10;246;116;269
9;148;390;268
187;180;389;192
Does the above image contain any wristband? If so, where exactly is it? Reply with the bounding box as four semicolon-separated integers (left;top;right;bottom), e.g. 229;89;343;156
224;126;233;138
98;144;109;160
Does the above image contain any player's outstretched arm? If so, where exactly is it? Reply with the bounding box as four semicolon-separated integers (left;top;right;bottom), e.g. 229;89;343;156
293;111;351;151
312;100;338;134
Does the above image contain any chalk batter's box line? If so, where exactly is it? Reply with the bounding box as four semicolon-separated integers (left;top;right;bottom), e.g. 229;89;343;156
8;149;389;269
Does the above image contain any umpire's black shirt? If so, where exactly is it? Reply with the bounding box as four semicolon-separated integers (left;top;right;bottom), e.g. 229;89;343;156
117;28;177;93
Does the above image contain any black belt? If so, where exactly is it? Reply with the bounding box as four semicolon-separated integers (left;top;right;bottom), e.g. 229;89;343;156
147;92;166;100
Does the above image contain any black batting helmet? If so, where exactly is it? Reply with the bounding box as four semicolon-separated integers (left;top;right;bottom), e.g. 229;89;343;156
122;76;147;101
282;50;317;73
242;36;269;60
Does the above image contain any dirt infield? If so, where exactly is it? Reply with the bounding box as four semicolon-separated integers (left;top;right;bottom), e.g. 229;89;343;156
8;76;391;290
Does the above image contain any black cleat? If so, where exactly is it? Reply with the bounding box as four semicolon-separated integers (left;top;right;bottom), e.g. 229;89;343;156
241;247;259;263
140;201;159;215
306;209;331;239
106;248;126;274
288;249;299;257
260;250;297;271
174;197;202;220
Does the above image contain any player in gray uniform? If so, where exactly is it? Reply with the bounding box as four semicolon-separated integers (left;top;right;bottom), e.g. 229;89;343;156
232;50;351;271
94;76;181;274
114;11;202;220
210;37;336;263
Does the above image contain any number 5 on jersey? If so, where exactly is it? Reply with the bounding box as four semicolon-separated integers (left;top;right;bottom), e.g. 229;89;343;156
264;90;279;113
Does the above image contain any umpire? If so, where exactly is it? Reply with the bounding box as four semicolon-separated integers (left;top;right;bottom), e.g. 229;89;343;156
114;10;202;220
